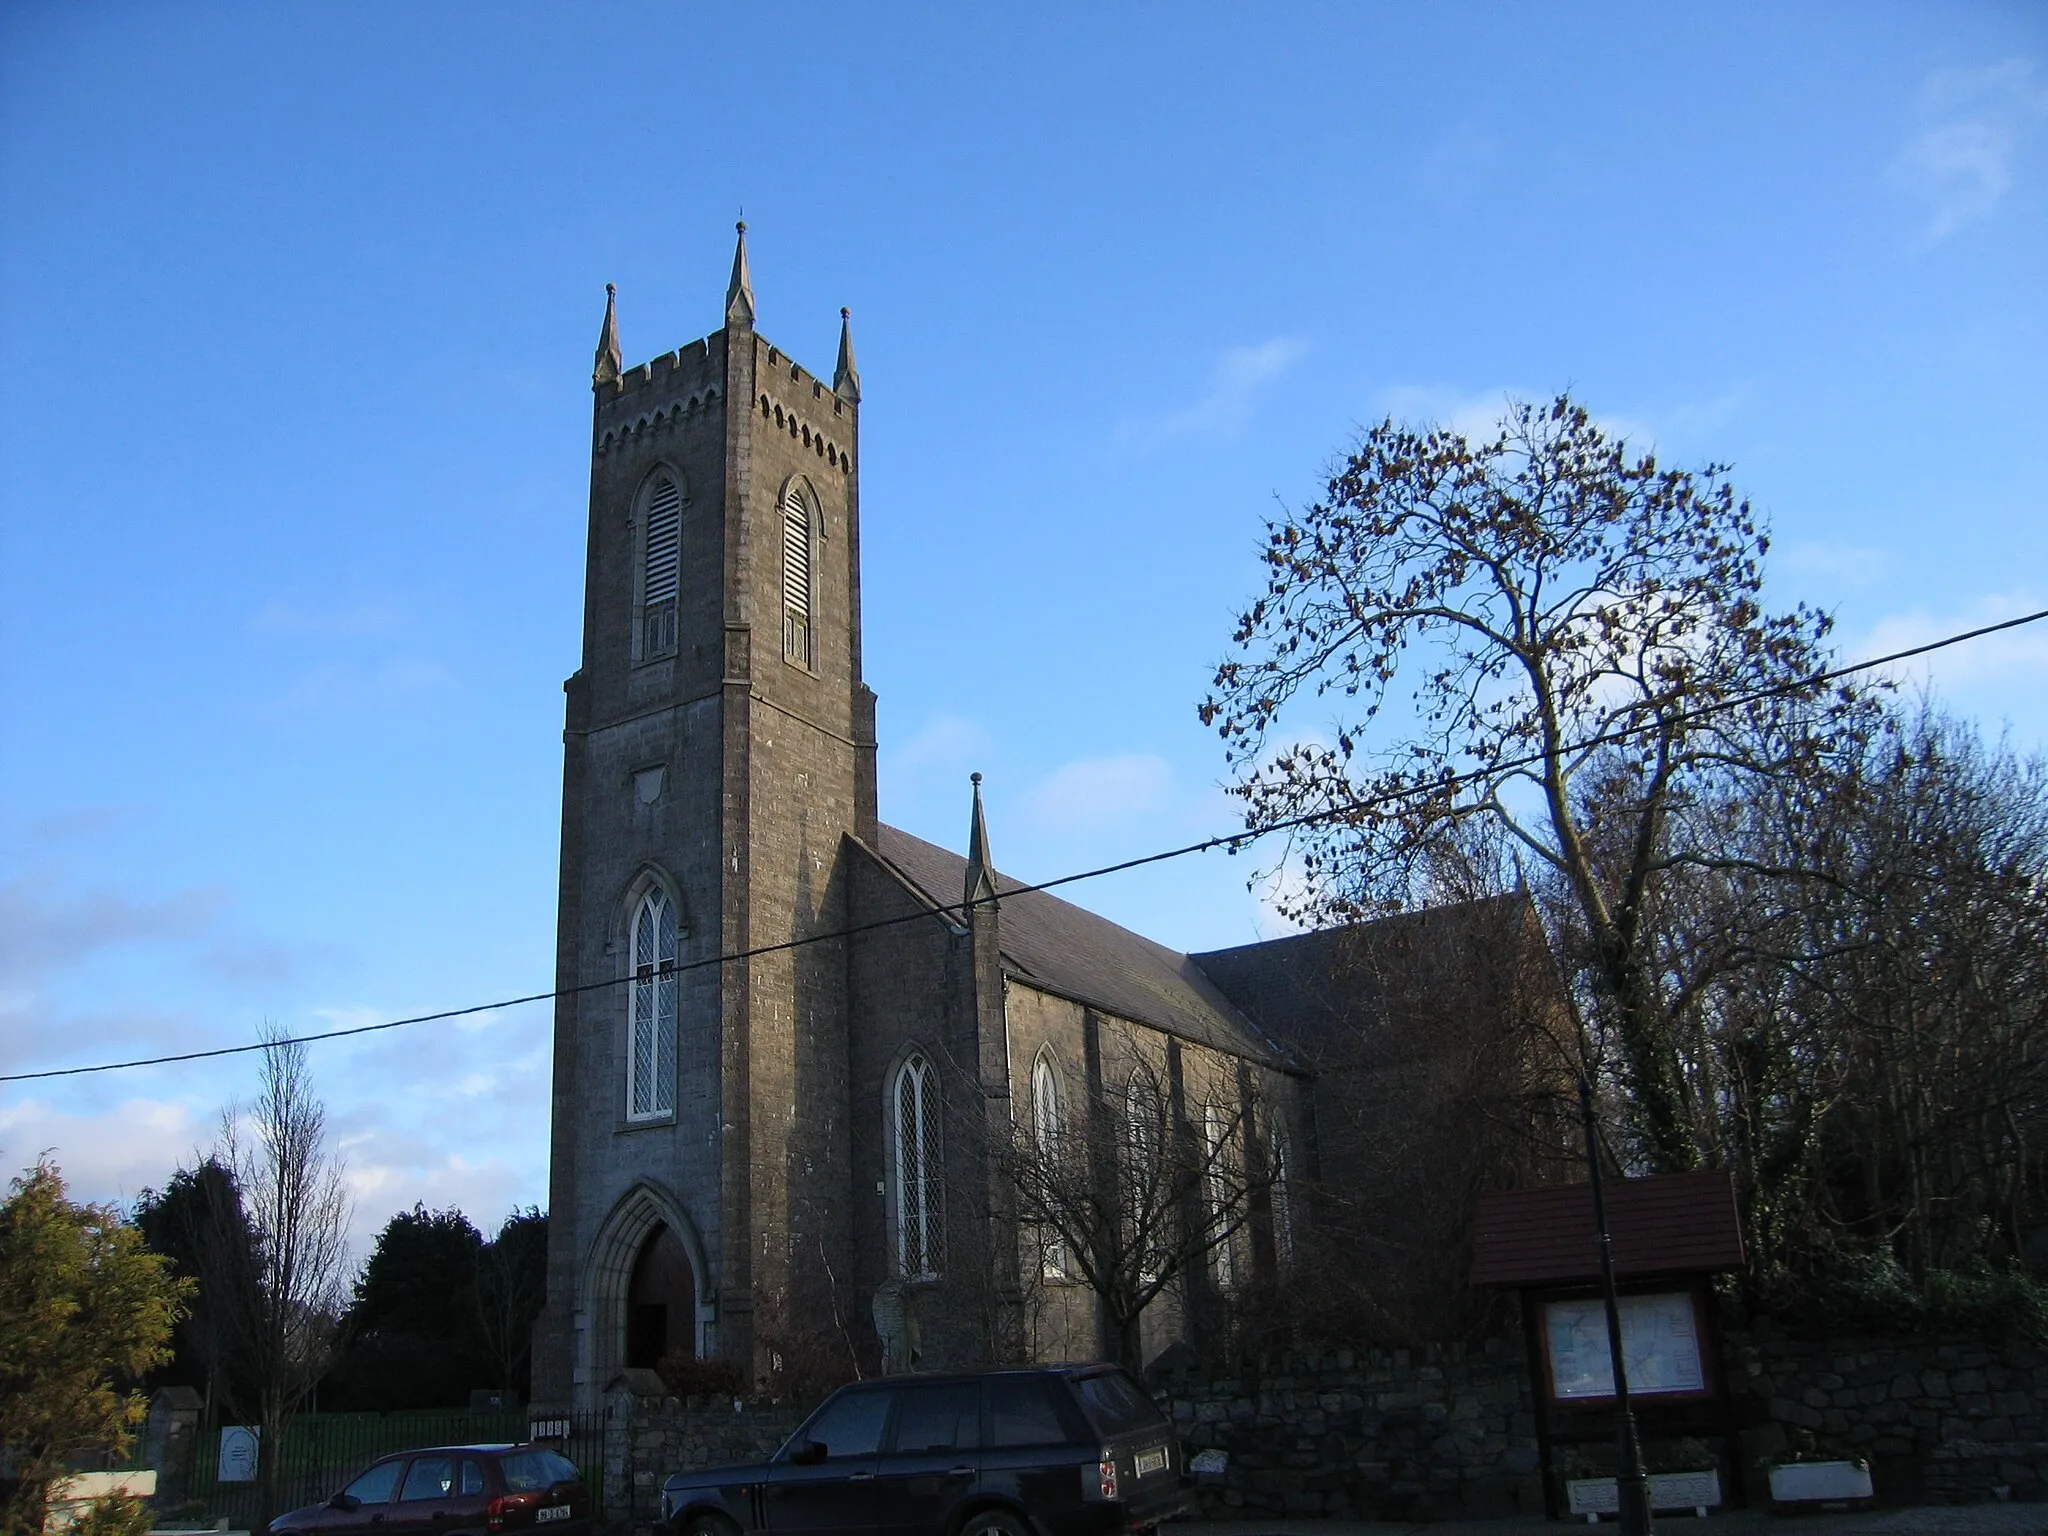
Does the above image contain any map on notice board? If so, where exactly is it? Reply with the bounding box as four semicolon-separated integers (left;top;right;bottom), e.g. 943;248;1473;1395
1544;1291;1704;1399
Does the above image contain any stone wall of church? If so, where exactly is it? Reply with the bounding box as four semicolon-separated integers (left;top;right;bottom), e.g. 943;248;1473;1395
538;337;738;1407
724;329;865;1384
844;846;990;1373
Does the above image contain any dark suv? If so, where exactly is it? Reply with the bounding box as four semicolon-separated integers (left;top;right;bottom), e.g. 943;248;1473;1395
660;1365;1191;1536
268;1443;591;1536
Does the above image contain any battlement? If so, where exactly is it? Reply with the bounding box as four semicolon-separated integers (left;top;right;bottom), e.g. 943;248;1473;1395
608;334;721;402
596;333;723;453
758;339;846;412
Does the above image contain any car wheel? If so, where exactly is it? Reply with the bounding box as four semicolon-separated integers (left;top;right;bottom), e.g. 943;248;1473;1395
685;1515;738;1536
956;1511;1030;1536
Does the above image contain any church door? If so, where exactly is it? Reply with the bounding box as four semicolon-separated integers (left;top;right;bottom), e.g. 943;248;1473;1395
625;1224;696;1370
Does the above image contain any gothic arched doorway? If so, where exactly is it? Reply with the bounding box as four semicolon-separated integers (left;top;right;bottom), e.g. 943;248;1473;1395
625;1223;696;1369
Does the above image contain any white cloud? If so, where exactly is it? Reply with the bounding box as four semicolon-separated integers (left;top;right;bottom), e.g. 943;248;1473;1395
1415;124;1499;211
265;655;455;717
1779;540;1892;591
0;1096;208;1209
1851;593;2048;698
1375;385;1531;443
1890;58;2048;243
1023;754;1175;835
251;597;406;639
330;1101;542;1250
1122;337;1310;452
883;712;994;781
1372;384;1747;457
0;881;226;985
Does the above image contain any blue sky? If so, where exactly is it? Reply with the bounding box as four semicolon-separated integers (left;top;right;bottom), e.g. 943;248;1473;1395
2;3;2043;1253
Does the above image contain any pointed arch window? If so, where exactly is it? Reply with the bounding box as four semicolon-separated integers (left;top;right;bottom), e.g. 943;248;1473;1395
781;482;814;668
1204;1102;1237;1290
890;1052;942;1279
1031;1054;1066;1278
1270;1131;1296;1269
1123;1069;1161;1283
641;473;682;658
627;887;679;1121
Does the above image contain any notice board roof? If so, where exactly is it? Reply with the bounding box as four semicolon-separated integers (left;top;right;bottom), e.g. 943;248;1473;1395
1471;1170;1744;1286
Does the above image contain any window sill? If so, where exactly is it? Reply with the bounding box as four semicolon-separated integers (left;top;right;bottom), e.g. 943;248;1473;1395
617;1112;676;1134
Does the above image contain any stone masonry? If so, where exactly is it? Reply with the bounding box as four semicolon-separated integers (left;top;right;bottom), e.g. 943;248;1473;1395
596;1324;2048;1529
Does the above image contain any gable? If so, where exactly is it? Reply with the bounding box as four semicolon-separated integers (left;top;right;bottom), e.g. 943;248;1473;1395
1191;894;1544;1065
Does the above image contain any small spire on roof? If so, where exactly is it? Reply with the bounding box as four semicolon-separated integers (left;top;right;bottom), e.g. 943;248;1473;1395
964;772;997;914
833;306;861;402
726;219;755;328
593;283;621;388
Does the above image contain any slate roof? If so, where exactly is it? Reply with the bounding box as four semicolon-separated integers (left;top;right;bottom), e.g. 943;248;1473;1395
867;824;1295;1070
1470;1170;1747;1285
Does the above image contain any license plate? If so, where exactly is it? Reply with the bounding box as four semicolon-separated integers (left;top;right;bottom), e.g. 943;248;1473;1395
1134;1448;1168;1478
536;1507;571;1523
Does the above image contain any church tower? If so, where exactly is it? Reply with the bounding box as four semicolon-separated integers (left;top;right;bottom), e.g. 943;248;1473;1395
533;226;877;1407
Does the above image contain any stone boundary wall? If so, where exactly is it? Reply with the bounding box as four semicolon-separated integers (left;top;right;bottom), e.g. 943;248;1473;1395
600;1328;2048;1530
1725;1329;2048;1506
1158;1329;2048;1520
1157;1338;1538;1521
602;1386;802;1534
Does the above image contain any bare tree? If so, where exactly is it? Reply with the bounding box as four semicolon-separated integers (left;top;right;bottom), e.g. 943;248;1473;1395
995;1055;1271;1371
205;1026;352;1521
1203;395;1866;1172
1701;704;2048;1286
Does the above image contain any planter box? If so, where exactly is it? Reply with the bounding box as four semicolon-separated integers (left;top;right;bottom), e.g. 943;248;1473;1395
1769;1460;1875;1509
44;1470;156;1533
1567;1469;1722;1518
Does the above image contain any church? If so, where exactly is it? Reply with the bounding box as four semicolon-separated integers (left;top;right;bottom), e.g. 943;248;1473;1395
531;228;1561;1411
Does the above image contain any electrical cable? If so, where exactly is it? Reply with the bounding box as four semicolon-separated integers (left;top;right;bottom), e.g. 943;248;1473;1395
4;604;2042;1086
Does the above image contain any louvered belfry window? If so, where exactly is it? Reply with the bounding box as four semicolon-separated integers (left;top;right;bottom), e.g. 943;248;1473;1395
627;888;678;1120
781;483;812;667
642;474;681;657
892;1052;942;1278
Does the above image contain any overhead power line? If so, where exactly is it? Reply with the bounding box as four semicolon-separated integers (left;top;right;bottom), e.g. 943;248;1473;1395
5;605;2043;1087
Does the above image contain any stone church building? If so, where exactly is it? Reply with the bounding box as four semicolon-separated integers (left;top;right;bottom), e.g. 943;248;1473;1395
531;229;1558;1410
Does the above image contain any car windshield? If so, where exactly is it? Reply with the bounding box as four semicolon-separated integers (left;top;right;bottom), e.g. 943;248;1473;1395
1073;1370;1166;1437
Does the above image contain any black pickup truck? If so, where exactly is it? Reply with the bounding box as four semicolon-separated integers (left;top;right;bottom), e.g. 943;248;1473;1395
660;1365;1193;1536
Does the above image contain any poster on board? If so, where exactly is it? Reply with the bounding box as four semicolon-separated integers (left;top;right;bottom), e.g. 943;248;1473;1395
217;1425;260;1482
1543;1291;1705;1399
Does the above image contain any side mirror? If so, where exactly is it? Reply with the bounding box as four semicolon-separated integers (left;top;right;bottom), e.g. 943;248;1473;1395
793;1440;828;1465
328;1494;362;1513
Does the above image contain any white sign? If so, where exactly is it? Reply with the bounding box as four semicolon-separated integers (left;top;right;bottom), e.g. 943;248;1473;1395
1567;1470;1722;1515
217;1426;260;1483
1769;1461;1873;1503
1544;1292;1704;1399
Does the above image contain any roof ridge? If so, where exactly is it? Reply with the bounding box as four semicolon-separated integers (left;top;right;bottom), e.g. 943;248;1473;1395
872;822;1291;1068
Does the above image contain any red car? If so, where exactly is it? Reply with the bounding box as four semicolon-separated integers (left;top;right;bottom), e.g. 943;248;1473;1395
269;1443;591;1536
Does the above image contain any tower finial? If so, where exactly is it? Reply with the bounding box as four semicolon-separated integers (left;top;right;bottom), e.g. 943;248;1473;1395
833;305;861;402
964;772;997;914
726;219;755;328
593;282;622;389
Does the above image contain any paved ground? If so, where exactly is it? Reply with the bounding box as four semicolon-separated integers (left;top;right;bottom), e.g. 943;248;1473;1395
1166;1509;2048;1536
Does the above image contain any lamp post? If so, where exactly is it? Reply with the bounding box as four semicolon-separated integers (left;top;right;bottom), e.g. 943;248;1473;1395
1581;1072;1655;1536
